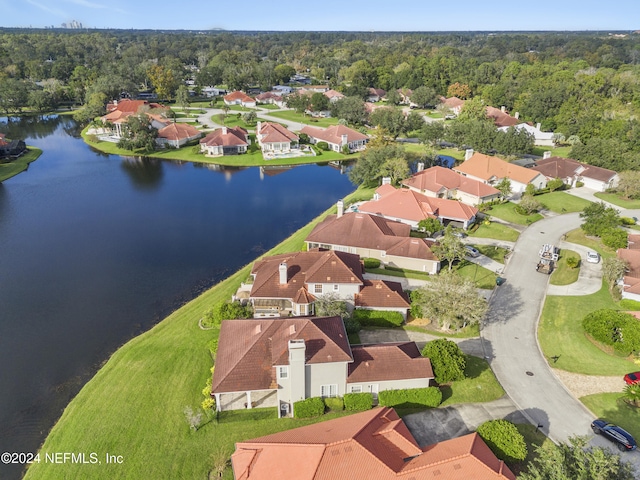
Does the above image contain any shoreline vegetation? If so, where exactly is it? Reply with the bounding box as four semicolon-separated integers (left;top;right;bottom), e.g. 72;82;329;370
0;147;42;183
24;186;375;480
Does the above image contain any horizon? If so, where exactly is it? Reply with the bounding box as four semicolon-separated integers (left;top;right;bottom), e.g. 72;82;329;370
2;0;638;32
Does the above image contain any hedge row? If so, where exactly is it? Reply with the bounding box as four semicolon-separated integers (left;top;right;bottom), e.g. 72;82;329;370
344;392;373;411
352;309;404;327
363;258;381;269
323;396;344;412
477;420;528;464
378;387;442;409
293;397;325;418
582;309;640;355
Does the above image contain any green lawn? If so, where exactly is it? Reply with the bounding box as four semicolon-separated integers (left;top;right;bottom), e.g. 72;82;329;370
266;110;339;128
456;261;499;289
0;147;43;182
536;191;593;213
564;228;617;259
538;282;637;375
258;104;281;110
468;222;520;242
472;245;510;264
425;111;444;119
25;187;376;480
594;192;640;209
213;113;256;130
365;266;431;281
439;355;505;406
485;202;543;225
582;393;640;441
531;146;572;158
549;249;581;286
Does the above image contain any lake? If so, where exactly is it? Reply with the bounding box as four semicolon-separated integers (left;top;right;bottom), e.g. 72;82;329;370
0;115;354;479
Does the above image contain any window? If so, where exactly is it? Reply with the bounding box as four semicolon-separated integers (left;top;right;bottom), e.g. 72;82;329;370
333;284;339;292
350;385;362;393
321;384;338;398
278;366;288;379
314;284;323;294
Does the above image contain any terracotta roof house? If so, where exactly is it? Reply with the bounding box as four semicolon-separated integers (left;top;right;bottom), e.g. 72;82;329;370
212;317;434;416
358;184;478;230
306;205;440;274
403;166;502;206
231;407;516;479
440;96;466;115
397;88;413;104
454;151;547;195
617;244;640;301
532;156;619;192
627;234;640;250
499;122;554;146
249;249;410;318
366;87;386;102
302;85;329;93
486;106;520;128
155;123;201;148
255;92;287;108
323;89;345;103
200;126;250;156
99;99;170;138
256;121;299;156
300;124;369;153
223;91;257;108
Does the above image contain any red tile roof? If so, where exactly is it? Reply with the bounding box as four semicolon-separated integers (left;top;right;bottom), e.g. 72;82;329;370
454;152;542;185
306;213;438;261
224;91;255;103
354;280;410;310
232;407;516;480
212;316;352;394
441;96;466;109
106;98;164;114
323;89;345;100
628;234;640;250
300;124;368;146
258;122;299;144
348;342;433;383
359;186;478;223
532;156;617;183
157;122;201;141
200;126;249;147
403;166;500;200
618;248;640;278
485;106;520;127
250;250;364;301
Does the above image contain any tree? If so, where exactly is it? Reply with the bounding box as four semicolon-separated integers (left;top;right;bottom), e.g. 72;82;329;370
410;86;438;108
309;92;329;112
418;218;442;236
496;178;512;199
286;92;310;113
580;202;621;237
431;226;467;271
330;96;367;125
314;292;348;318
405;111;425;132
273;64;296;85
421;338;466;383
380;157;410;186
176;85;190;112
348;144;407;187
456;97;488;122
476;420;527;464
385;88;401;105
147;64;180;100
411;270;487;331
547;178;565;192
117;115;158;152
0;77;30;114
602;257;628;294
615;171;640;199
242;111;257;125
623;383;640;407
447;82;471;99
420;121;445;146
520;436;635;480
516;193;543;215
369;107;406;139
601;228;628;249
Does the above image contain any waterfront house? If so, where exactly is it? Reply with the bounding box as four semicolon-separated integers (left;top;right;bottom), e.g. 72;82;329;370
256;121;299;155
300;124;369;153
531;155;618;191
231;407;516;479
0;134;27;159
211;316;433;416
200;126;250;156
98;99;170;139
155;123;201;148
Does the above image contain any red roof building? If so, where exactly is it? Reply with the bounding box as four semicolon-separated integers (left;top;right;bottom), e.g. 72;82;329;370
256;121;299;154
156;123;201;147
200;126;250;156
300;124;369;153
486;106;520;128
232;407;516;480
224;91;256;107
531;156;619;192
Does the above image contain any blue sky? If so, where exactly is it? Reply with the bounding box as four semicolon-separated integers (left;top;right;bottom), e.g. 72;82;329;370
2;0;638;31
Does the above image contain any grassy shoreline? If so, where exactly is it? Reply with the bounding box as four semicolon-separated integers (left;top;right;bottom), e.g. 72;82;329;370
0;147;42;182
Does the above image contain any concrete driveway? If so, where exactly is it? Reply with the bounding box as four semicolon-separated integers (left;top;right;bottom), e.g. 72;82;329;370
546;241;603;296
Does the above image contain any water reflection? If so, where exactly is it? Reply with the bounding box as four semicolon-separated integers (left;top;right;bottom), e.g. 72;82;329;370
119;157;164;190
0;115;62;139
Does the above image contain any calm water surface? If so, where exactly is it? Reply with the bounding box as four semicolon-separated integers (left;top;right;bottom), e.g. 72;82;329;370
0;116;354;479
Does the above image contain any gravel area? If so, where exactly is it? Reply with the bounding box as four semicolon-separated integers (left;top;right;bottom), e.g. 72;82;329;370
553;369;626;398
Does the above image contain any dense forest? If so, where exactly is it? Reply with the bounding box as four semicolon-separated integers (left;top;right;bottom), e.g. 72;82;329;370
1;29;639;169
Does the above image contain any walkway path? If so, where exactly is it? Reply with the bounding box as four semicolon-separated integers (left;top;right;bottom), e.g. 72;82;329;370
546;240;602;296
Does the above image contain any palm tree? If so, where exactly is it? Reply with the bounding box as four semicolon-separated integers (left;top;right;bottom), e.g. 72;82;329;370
624;383;640;407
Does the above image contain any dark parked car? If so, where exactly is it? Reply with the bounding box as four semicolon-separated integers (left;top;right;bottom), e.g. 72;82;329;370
591;419;637;451
624;371;640;385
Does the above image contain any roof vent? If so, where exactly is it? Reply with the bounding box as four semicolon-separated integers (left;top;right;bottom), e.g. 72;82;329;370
453;464;462;470
254;324;262;334
289;325;296;335
433;470;441;476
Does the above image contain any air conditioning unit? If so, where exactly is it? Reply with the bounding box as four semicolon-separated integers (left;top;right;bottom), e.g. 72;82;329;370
280;403;290;417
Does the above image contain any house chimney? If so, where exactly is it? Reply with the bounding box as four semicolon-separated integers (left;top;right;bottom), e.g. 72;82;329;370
279;263;288;285
514;112;520;119
221;127;227;135
257;121;262;133
501;106;506;113
288;339;306;403
465;149;474;161
543;151;552;159
417;162;425;172
382;177;391;185
341;134;348;146
337;200;344;218
536;123;541;130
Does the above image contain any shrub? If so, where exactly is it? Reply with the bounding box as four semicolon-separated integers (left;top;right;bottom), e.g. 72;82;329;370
341;144;351;155
601;227;629;249
619;299;640;311
343;317;361;335
576;181;584;187
621;216;637;226
583;309;640;355
324;396;344;412
421;339;466;383
565;256;580;269
293;397;325;418
202;301;253;328
317;141;330;151
363;258;381;269
201;397;215;410
477;420;527;464
378;387;442;408
344;392;373;411
352;309;404;327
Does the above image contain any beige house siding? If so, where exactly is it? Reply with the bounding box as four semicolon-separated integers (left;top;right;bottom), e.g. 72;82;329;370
306;362;349;398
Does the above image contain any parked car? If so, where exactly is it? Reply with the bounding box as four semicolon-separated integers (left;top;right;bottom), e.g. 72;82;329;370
586;251;600;264
591;419;637;451
624;371;640;385
465;246;480;257
453;231;467;238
